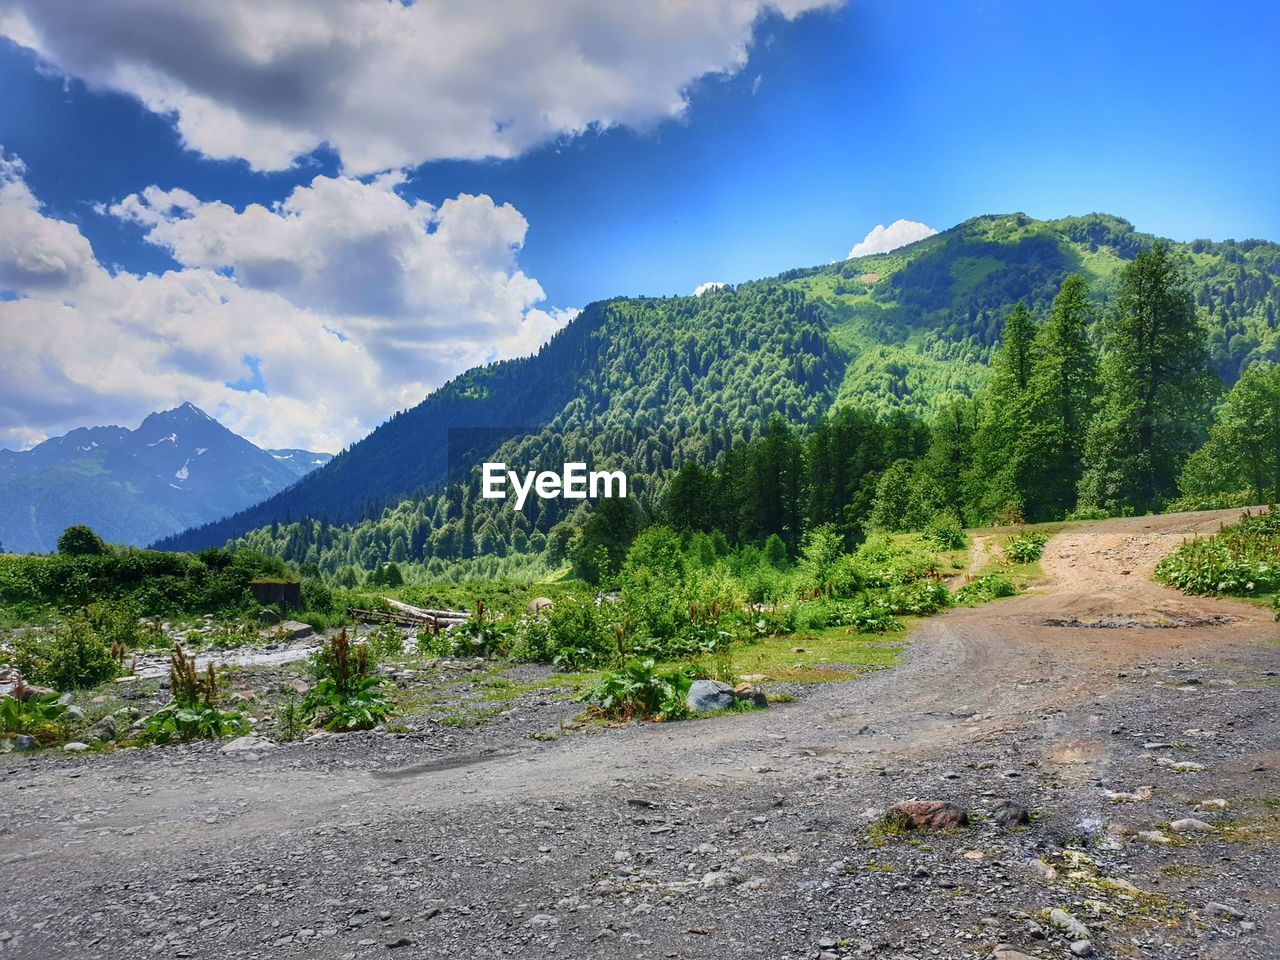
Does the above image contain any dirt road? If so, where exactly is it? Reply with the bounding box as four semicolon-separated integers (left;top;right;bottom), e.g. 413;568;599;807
2;509;1277;959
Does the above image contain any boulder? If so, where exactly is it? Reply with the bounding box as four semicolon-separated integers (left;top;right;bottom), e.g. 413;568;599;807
89;715;117;743
62;742;90;752
527;597;554;613
258;608;281;625
1169;817;1214;833
733;683;769;708
686;679;736;713
278;620;314;641
222;735;276;754
884;800;969;831
992;800;1031;828
14;684;55;702
1047;908;1089;940
12;734;36;751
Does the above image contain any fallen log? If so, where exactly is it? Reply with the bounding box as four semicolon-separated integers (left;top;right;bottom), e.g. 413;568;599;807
381;598;470;622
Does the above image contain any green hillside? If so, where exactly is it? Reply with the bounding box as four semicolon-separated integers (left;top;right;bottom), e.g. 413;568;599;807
155;213;1280;573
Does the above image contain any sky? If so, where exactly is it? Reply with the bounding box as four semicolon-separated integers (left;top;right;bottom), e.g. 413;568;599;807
1;0;1277;453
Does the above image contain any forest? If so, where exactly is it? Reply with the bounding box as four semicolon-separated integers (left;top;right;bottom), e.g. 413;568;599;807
221;240;1279;588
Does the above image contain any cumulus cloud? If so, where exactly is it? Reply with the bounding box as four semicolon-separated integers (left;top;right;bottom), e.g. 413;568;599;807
0;156;574;451
694;281;728;296
847;219;938;258
0;0;841;174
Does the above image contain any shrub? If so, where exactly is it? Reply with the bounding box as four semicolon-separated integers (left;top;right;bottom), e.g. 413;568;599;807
11;614;119;690
953;574;1017;604
0;686;68;745
510;595;616;670
419;602;512;658
579;659;692;722
924;512;968;551
1005;531;1049;563
303;629;393;731
1154;509;1280;595
57;525;108;556
141;644;248;744
367;622;405;657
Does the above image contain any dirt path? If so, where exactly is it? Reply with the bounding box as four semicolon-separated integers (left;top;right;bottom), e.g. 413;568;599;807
2;508;1277;960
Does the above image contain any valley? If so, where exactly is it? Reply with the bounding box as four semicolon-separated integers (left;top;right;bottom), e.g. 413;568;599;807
1;509;1276;959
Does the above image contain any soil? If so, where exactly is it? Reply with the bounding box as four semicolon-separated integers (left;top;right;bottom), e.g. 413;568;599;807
1;508;1277;959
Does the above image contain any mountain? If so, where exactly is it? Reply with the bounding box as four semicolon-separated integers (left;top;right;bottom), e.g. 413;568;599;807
156;213;1280;558
0;403;332;553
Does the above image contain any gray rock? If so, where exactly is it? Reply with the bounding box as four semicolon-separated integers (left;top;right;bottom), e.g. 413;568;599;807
64;704;85;721
687;679;736;713
221;735;276;754
1070;940;1093;957
90;715;117;742
1169;817;1214;833
992;800;1031;828
278;620;315;641
12;734;36;751
1204;901;1244;920
258;608;281;625
1047;908;1089;940
62;741;90;752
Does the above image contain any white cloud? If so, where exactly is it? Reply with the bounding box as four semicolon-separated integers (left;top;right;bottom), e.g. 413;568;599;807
0;0;841;175
847;219;938;258
0;156;574;452
694;281;728;296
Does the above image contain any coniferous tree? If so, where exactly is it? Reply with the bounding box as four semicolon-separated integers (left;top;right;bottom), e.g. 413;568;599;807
1018;275;1099;519
1078;244;1217;513
1178;362;1280;504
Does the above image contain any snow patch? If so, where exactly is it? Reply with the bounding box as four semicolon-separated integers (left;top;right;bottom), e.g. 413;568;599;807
148;432;178;447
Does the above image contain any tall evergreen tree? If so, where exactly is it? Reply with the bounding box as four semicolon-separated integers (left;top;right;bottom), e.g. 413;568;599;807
1078;244;1217;513
1018;274;1099;519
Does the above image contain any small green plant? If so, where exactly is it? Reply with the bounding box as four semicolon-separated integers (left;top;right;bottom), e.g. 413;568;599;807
579;658;693;722
0;683;68;745
1005;530;1049;563
420;601;511;658
1154;508;1280;595
141;644;248;744
274;694;306;742
303;629;393;731
11;614;119;690
924;512;969;551
953;574;1017;604
367;621;405;657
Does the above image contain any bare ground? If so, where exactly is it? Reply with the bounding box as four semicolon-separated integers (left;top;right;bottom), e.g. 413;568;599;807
1;508;1277;959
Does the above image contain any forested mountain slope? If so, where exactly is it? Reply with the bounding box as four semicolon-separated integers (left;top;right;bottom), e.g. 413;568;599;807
156;213;1280;562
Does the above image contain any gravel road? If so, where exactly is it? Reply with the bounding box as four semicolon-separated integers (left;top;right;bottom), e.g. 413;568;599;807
1;509;1277;959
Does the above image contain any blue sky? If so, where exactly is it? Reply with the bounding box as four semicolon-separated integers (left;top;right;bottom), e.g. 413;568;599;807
1;0;1278;449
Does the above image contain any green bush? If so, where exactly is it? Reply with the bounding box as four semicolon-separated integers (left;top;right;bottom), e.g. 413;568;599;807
11;615;119;690
141;645;247;744
579;659;692;721
303;629;393;731
57;525;108;556
510;595;616;670
953;574;1017;604
0;690;68;745
1005;531;1049;563
924;512;969;551
1154;509;1280;595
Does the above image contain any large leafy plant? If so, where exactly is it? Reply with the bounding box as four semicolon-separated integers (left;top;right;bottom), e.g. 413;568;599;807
142;643;247;744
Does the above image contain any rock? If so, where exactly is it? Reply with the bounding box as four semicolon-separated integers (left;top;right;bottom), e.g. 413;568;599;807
1156;757;1205;773
89;715;117;742
1169;817;1214;833
14;684;55;702
1047;908;1089;940
527;597;554;613
12;734;36;751
278;620;314;641
992;800;1031;828
385;936;414;948
732;684;769;708
1069;940;1094;957
64;704;85;721
229;691;256;704
1027;858;1058;882
526;914;559;928
992;945;1038;960
1137;829;1172;844
258;608;281;625
1104;785;1153;802
687;679;736;713
221;735;276;754
699;870;740;889
62;741;90;752
1204;901;1244;920
1194;798;1227;812
884;800;969;831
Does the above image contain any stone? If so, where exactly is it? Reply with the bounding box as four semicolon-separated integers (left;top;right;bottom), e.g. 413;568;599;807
64;705;85;721
699;870;740;889
89;715;117;742
278;620;315;641
1169;818;1214;833
14;684;55;702
62;741;90;752
992;800;1031;828
1027;858;1058;881
1156;757;1205;773
527;597;554;613
1103;785;1153;802
258;608;281;625
686;679;736;713
385;936;414;948
12;734;36;751
992;947;1038;960
1069;940;1093;957
1047;908;1089;940
884;800;969;831
1204;901;1244;920
526;914;559;928
221;735;276;754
